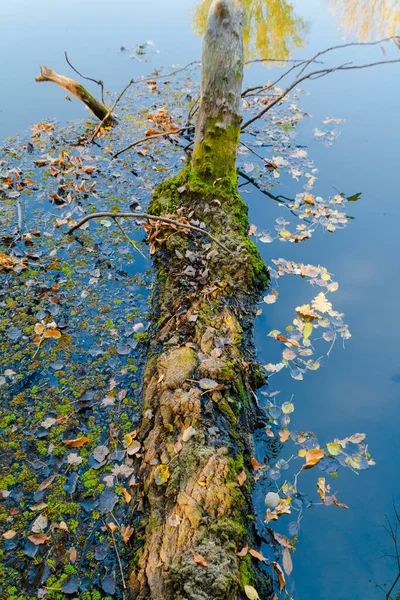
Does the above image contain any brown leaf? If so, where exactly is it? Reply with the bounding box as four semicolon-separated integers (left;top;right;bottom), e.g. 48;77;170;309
121;525;134;544
36;474;56;492
237;470;247;486
193;552;208;567
3;530;17;539
27;533;51;545
70;547;77;563
271;531;292;548
282;547;293;575
279;429;290;443
250;457;264;470
304;448;325;469
333;497;349;509
58;521;69;532
237;543;249;557
65;436;89;448
249;549;267;562
272;561;286;591
107;521;118;533
43;329;61;339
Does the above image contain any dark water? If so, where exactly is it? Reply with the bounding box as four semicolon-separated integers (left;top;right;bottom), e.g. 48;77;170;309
1;1;399;599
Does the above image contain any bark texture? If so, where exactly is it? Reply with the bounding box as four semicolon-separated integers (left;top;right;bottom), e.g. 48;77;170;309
35;65;117;125
128;2;271;599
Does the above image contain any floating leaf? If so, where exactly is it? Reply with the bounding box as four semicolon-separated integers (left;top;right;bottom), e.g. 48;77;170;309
305;448;325;469
249;549;267;561
283;547;293;575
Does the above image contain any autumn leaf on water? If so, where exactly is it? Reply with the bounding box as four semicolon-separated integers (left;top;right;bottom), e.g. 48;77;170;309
64;436;89;448
317;477;330;501
193;552;208;567
249;549;267;562
272;561;286;591
311;292;332;314
304;448;325;469
283;547;293;575
250;457;265;470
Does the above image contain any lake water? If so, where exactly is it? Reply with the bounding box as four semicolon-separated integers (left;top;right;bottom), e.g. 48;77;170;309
1;1;399;599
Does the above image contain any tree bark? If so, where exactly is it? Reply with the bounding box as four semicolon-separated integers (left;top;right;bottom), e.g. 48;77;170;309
35;65;117;126
128;2;271;599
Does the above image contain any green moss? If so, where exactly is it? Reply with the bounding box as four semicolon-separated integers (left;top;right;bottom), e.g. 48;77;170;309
191;120;241;184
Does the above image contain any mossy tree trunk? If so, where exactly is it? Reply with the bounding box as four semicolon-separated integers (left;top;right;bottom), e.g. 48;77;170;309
129;2;270;599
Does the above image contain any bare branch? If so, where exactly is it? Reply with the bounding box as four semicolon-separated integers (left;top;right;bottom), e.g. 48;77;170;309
90;79;135;142
64;51;106;105
242;52;400;131
112;127;191;159
67;211;230;253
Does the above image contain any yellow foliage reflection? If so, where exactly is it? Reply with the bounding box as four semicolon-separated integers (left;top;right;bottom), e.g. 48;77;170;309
193;0;307;62
328;0;400;40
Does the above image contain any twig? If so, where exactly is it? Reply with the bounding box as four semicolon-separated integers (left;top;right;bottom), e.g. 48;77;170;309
112;127;191;159
65;51;106;105
105;520;126;590
90;79;134;142
112;216;147;260
239;141;276;168
244;57;324;65
67;211;231;253
242;52;400;130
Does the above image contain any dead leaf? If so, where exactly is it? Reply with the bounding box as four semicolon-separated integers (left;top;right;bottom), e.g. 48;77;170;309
237;470;247;486
122;488;132;504
43;329;61;339
3;530;17;539
272;561;286;591
65;437;89;448
283;547;293;575
121;525;134;544
249;549;267;562
107;521;118;533
304;448;325;469
237;543;249;557
311;292;332;314
70;547;77;563
193;552;208;567
250;457;265;470
27;533;51;545
58;521;69;532
244;585;260;600
333;497;349;509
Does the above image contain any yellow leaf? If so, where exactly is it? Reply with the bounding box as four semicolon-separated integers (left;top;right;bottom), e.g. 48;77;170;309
298;448;306;457
43;329;61;339
303;322;313;340
244;585;260;600
154;464;170;486
279;229;292;239
326;442;342;456
122;488;132;504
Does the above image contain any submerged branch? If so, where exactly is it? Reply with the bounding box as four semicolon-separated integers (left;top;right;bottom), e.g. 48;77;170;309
68;211;230;253
112;126;191;159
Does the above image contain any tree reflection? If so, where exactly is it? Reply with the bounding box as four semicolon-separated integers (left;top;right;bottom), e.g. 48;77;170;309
327;0;400;41
193;0;307;62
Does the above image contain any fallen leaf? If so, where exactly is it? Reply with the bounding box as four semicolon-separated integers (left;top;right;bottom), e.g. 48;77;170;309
36;474;56;492
107;521;118;533
237;543;249;557
65;436;89;448
304;448;325;469
272;561;286;591
244;584;260;599
43;329;62;339
333;497;349;509
193;552;208;567
122;488;132;503
70;547;77;563
27;533;51;545
121;525;134;544
250;457;265;470
311;292;332;314
58;521;69;532
31;514;48;533
237;470;247;486
154;464;170;485
283;547;293;575
3;530;17;539
249;549;267;561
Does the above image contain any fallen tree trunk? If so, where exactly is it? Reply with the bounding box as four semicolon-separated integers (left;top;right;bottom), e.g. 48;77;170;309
129;1;271;599
35;65;117;126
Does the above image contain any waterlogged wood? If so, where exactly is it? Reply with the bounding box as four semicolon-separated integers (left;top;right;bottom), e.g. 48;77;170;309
35;65;117;126
129;2;270;599
192;0;245;180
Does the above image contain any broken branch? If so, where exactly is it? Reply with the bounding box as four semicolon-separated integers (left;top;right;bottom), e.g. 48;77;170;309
35;65;118;126
67;211;230;253
112;126;191;159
